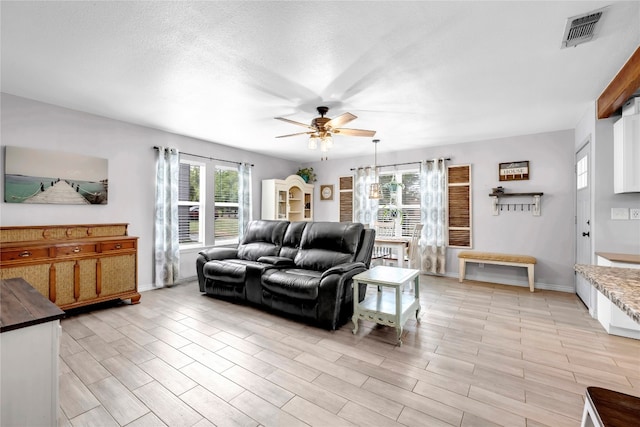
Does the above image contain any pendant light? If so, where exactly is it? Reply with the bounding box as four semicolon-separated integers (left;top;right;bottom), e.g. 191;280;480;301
369;139;381;199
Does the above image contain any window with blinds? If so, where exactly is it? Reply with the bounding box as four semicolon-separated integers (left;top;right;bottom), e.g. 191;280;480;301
214;166;239;243
377;170;420;237
178;160;204;244
447;164;472;248
178;157;244;248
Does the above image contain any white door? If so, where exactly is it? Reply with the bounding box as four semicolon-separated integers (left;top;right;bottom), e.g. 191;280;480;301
575;142;592;311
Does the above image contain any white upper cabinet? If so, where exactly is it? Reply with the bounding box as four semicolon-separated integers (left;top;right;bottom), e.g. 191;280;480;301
614;114;640;193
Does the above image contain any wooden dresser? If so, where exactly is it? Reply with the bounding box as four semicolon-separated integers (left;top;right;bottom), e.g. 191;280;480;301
0;223;140;310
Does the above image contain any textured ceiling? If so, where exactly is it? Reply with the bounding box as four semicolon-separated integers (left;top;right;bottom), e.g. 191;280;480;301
2;1;639;162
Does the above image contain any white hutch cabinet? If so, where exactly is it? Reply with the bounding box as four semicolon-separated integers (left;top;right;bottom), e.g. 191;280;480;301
262;175;314;221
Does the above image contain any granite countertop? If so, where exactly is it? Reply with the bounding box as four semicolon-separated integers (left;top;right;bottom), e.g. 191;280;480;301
575;264;640;324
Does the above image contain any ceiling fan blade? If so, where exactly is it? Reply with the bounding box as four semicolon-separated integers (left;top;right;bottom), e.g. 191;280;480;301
324;112;357;130
276;131;314;138
333;128;376;137
275;116;315;130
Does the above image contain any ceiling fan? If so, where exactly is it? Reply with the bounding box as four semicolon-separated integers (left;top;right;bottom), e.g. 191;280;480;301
275;106;376;160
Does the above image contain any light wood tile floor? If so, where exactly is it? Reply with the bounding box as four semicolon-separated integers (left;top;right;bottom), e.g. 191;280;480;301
59;276;640;426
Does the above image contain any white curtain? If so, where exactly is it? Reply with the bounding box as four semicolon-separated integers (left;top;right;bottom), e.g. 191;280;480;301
238;162;252;241
354;167;379;227
154;147;180;288
420;158;447;274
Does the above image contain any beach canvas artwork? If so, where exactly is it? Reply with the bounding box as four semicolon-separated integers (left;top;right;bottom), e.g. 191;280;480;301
4;146;108;205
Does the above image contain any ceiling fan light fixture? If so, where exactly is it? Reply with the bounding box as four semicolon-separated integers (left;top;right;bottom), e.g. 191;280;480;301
322;134;333;149
308;135;319;150
275;106;375;161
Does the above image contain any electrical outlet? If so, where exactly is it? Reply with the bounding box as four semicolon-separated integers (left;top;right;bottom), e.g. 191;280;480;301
631;208;640;220
611;208;629;220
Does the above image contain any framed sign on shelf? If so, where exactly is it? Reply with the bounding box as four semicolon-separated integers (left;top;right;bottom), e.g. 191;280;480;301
499;161;529;181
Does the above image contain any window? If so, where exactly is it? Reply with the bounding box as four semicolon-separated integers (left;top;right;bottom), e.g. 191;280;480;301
376;170;420;237
214;166;239;244
577;155;588;190
178;160;204;245
178;160;241;248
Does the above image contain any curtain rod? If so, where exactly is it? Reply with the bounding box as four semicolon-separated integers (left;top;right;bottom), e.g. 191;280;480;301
349;158;451;171
153;146;254;167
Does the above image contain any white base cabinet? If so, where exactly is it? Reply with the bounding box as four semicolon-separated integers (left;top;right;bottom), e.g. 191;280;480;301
1;321;61;426
596;289;640;339
595;255;640;339
262;175;314;221
1;277;64;427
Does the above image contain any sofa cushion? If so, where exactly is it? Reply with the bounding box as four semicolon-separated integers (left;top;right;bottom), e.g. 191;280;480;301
294;222;364;272
261;268;322;300
279;221;307;260
237;220;289;261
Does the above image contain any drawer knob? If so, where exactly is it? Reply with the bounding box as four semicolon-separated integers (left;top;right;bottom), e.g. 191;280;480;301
115;244;122;249
73;247;81;253
19;251;32;257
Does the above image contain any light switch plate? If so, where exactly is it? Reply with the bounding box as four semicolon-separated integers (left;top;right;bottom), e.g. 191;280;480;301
611;208;629;220
631;208;640;220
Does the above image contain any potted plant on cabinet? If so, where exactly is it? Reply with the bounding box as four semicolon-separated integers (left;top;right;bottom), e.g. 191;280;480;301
296;167;317;183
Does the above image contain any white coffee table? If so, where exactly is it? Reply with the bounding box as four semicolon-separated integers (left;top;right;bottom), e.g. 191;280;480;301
351;266;421;345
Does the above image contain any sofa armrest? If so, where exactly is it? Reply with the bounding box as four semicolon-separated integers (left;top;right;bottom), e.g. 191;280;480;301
317;263;368;329
257;256;295;266
198;247;238;261
320;262;367;279
195;247;238;292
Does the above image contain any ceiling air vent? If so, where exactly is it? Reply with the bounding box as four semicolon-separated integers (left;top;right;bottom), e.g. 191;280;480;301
561;7;606;49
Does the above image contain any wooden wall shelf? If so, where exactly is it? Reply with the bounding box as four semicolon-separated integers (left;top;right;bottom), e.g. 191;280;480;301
489;192;544;197
489;192;544;216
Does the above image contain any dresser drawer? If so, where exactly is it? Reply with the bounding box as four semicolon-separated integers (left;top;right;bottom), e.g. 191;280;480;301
101;240;136;252
1;247;51;262
56;243;97;257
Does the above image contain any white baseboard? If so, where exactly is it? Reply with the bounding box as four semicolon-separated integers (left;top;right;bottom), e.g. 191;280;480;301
139;283;154;293
139;275;198;293
441;272;574;293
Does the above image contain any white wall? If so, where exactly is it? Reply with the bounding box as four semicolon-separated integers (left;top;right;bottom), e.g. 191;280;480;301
309;130;576;292
0;94;298;291
575;102;640;256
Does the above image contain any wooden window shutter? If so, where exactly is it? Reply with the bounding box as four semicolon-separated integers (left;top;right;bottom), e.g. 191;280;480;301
447;165;472;248
339;175;354;222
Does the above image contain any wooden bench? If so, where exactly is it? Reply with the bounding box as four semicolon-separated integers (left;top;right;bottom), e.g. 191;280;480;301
458;251;537;292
